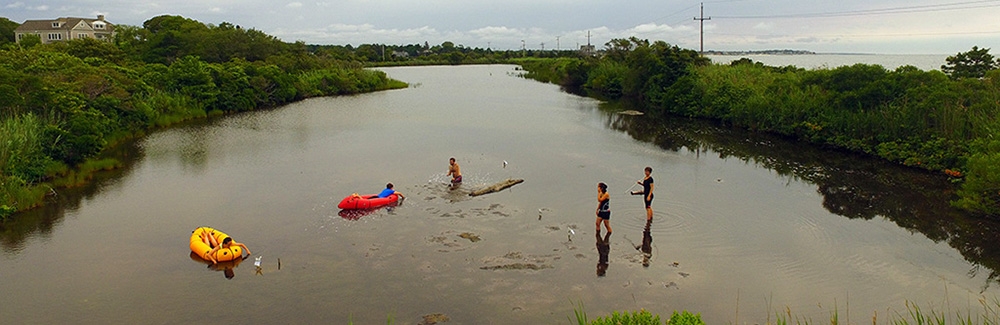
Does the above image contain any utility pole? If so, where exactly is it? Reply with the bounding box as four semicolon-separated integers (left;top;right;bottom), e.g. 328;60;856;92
540;42;545;51
521;39;526;57
556;36;560;51
693;2;711;54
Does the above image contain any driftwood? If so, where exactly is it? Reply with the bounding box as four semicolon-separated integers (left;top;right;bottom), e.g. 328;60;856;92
469;179;524;197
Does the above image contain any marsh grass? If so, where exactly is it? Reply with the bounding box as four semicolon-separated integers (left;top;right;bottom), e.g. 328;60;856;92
767;297;1000;325
571;301;701;325
0;114;51;219
565;294;1000;325
0;177;49;220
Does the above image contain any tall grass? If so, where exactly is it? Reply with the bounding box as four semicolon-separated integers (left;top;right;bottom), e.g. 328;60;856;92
768;298;1000;325
570;301;701;325
0;113;51;219
0;113;47;179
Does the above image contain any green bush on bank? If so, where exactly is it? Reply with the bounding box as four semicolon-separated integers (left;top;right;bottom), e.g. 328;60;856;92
517;43;1000;217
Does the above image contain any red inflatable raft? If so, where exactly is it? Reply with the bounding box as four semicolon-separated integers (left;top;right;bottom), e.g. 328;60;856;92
338;193;400;210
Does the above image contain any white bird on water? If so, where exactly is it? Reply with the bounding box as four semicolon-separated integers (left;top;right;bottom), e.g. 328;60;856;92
503;160;508;168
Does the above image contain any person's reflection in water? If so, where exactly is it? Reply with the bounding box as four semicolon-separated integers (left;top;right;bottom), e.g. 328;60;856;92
596;232;611;276
191;252;244;279
211;257;243;279
640;219;652;267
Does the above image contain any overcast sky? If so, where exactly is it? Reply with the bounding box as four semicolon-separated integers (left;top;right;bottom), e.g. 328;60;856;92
4;0;1000;54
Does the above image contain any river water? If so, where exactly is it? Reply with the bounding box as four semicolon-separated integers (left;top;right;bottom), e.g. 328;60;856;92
707;54;948;71
2;65;999;324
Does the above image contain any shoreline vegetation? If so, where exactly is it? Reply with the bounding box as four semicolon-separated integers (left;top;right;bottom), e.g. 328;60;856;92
573;296;1000;324
513;38;1000;218
0;15;408;220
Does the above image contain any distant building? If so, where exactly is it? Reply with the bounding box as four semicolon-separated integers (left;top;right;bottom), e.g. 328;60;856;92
579;44;596;56
15;15;115;44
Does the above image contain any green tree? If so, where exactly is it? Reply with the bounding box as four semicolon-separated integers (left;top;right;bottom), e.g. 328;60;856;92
446;52;464;65
61;38;127;64
0;17;18;45
208;61;254;112
142;15;209;64
942;46;998;79
354;44;381;62
113;24;148;61
165;56;219;109
604;38;640;63
954;140;1000;215
440;41;456;53
18;34;40;48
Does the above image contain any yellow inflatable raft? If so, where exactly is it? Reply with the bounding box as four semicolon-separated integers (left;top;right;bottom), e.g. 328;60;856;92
190;227;243;262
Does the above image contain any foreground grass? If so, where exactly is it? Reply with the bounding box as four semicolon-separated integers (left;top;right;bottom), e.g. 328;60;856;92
567;296;1000;325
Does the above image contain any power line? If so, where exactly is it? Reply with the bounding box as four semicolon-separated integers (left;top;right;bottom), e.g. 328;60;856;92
714;0;1000;19
644;3;701;25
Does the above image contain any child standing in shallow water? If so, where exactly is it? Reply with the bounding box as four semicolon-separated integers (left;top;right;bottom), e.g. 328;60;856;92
631;167;654;221
596;182;611;233
448;157;462;184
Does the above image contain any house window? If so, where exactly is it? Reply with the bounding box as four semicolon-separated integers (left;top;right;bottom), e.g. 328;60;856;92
51;22;60;28
78;33;89;39
48;33;62;40
93;23;105;30
17;34;22;40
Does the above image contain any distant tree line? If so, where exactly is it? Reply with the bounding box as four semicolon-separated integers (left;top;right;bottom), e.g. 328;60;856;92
0;15;406;219
518;40;1000;217
308;40;589;66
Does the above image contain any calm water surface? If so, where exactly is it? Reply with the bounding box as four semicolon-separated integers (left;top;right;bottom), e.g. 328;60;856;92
2;65;999;324
708;54;948;71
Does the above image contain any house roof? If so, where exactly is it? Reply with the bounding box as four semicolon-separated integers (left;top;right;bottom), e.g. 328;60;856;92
15;17;115;33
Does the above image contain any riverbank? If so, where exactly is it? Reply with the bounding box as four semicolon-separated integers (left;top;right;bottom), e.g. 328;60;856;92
0;21;407;220
512;44;1000;217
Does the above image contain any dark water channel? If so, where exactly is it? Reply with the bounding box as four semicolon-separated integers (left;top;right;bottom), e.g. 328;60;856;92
3;65;1000;324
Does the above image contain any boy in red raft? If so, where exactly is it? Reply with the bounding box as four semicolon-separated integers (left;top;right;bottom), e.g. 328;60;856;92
352;183;405;199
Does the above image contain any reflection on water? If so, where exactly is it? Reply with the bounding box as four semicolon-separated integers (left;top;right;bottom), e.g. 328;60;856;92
189;252;244;279
640;219;652;267
596;232;611;277
603;103;1000;290
0;139;144;255
337;203;402;220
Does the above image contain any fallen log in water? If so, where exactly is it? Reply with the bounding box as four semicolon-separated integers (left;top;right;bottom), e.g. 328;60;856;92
469;179;524;197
